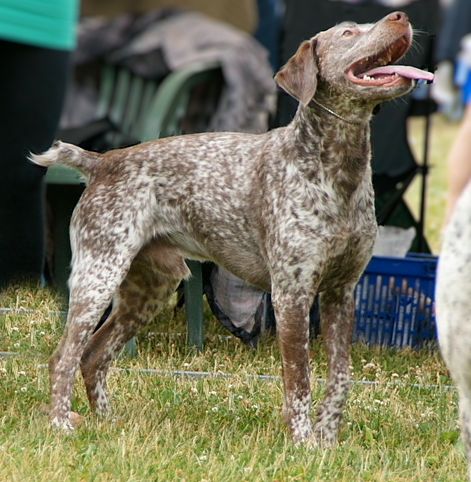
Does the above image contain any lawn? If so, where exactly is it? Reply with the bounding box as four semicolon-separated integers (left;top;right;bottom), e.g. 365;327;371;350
0;113;468;481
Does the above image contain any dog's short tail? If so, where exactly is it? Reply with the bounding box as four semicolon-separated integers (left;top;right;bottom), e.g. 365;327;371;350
29;141;100;176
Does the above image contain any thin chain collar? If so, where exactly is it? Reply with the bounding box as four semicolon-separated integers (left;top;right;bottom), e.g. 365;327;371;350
308;98;367;126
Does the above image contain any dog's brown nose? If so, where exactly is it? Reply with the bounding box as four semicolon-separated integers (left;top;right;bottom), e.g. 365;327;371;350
386;11;409;25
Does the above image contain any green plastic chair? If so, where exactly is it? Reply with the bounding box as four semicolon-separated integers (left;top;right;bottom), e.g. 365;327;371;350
46;61;223;351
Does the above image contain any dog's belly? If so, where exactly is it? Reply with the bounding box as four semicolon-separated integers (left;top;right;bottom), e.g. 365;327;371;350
166;231;271;291
165;231;212;261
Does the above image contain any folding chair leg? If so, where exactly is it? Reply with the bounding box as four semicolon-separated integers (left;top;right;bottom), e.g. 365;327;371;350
184;260;204;350
123;338;138;357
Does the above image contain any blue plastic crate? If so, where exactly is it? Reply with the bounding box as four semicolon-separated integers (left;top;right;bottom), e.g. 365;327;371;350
354;254;438;348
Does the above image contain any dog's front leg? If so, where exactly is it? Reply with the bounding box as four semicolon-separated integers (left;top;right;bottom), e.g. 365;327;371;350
313;285;356;446
272;289;313;443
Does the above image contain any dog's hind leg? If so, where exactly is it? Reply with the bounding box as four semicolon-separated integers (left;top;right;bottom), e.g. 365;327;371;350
80;241;190;415
49;249;137;431
48;192;153;430
313;285;356;446
457;389;471;480
437;297;471;478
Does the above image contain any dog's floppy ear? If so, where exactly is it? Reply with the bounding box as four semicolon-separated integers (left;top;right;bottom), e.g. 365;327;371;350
274;38;318;106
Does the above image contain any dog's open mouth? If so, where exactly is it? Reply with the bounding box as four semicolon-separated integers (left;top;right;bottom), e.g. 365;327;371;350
347;34;434;87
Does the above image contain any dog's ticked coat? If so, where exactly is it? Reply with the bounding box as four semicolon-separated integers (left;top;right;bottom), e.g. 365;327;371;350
436;181;471;480
32;12;433;444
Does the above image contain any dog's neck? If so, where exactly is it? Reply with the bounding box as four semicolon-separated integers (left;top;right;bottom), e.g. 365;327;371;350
308;98;366;126
291;98;372;151
309;90;375;125
291;100;374;199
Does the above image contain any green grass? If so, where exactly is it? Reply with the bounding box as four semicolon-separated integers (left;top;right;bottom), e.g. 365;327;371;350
0;114;467;481
0;288;467;480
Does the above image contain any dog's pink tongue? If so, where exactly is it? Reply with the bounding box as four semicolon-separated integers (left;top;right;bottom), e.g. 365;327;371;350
364;65;434;81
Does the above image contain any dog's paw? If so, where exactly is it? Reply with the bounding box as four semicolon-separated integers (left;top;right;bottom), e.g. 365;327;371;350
70;411;85;428
292;428;337;449
51;415;75;432
50;411;84;432
312;423;339;448
289;418;314;445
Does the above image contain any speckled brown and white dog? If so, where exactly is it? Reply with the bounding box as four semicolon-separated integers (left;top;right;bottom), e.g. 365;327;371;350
32;12;433;444
436;181;471;480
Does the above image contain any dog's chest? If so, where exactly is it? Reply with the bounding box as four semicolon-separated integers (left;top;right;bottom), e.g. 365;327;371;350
322;180;377;283
319;226;376;290
292;181;377;289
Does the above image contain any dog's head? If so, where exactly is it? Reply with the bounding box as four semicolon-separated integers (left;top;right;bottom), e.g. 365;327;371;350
275;11;433;107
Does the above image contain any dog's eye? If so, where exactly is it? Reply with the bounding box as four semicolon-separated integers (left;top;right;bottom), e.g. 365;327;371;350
342;29;354;37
